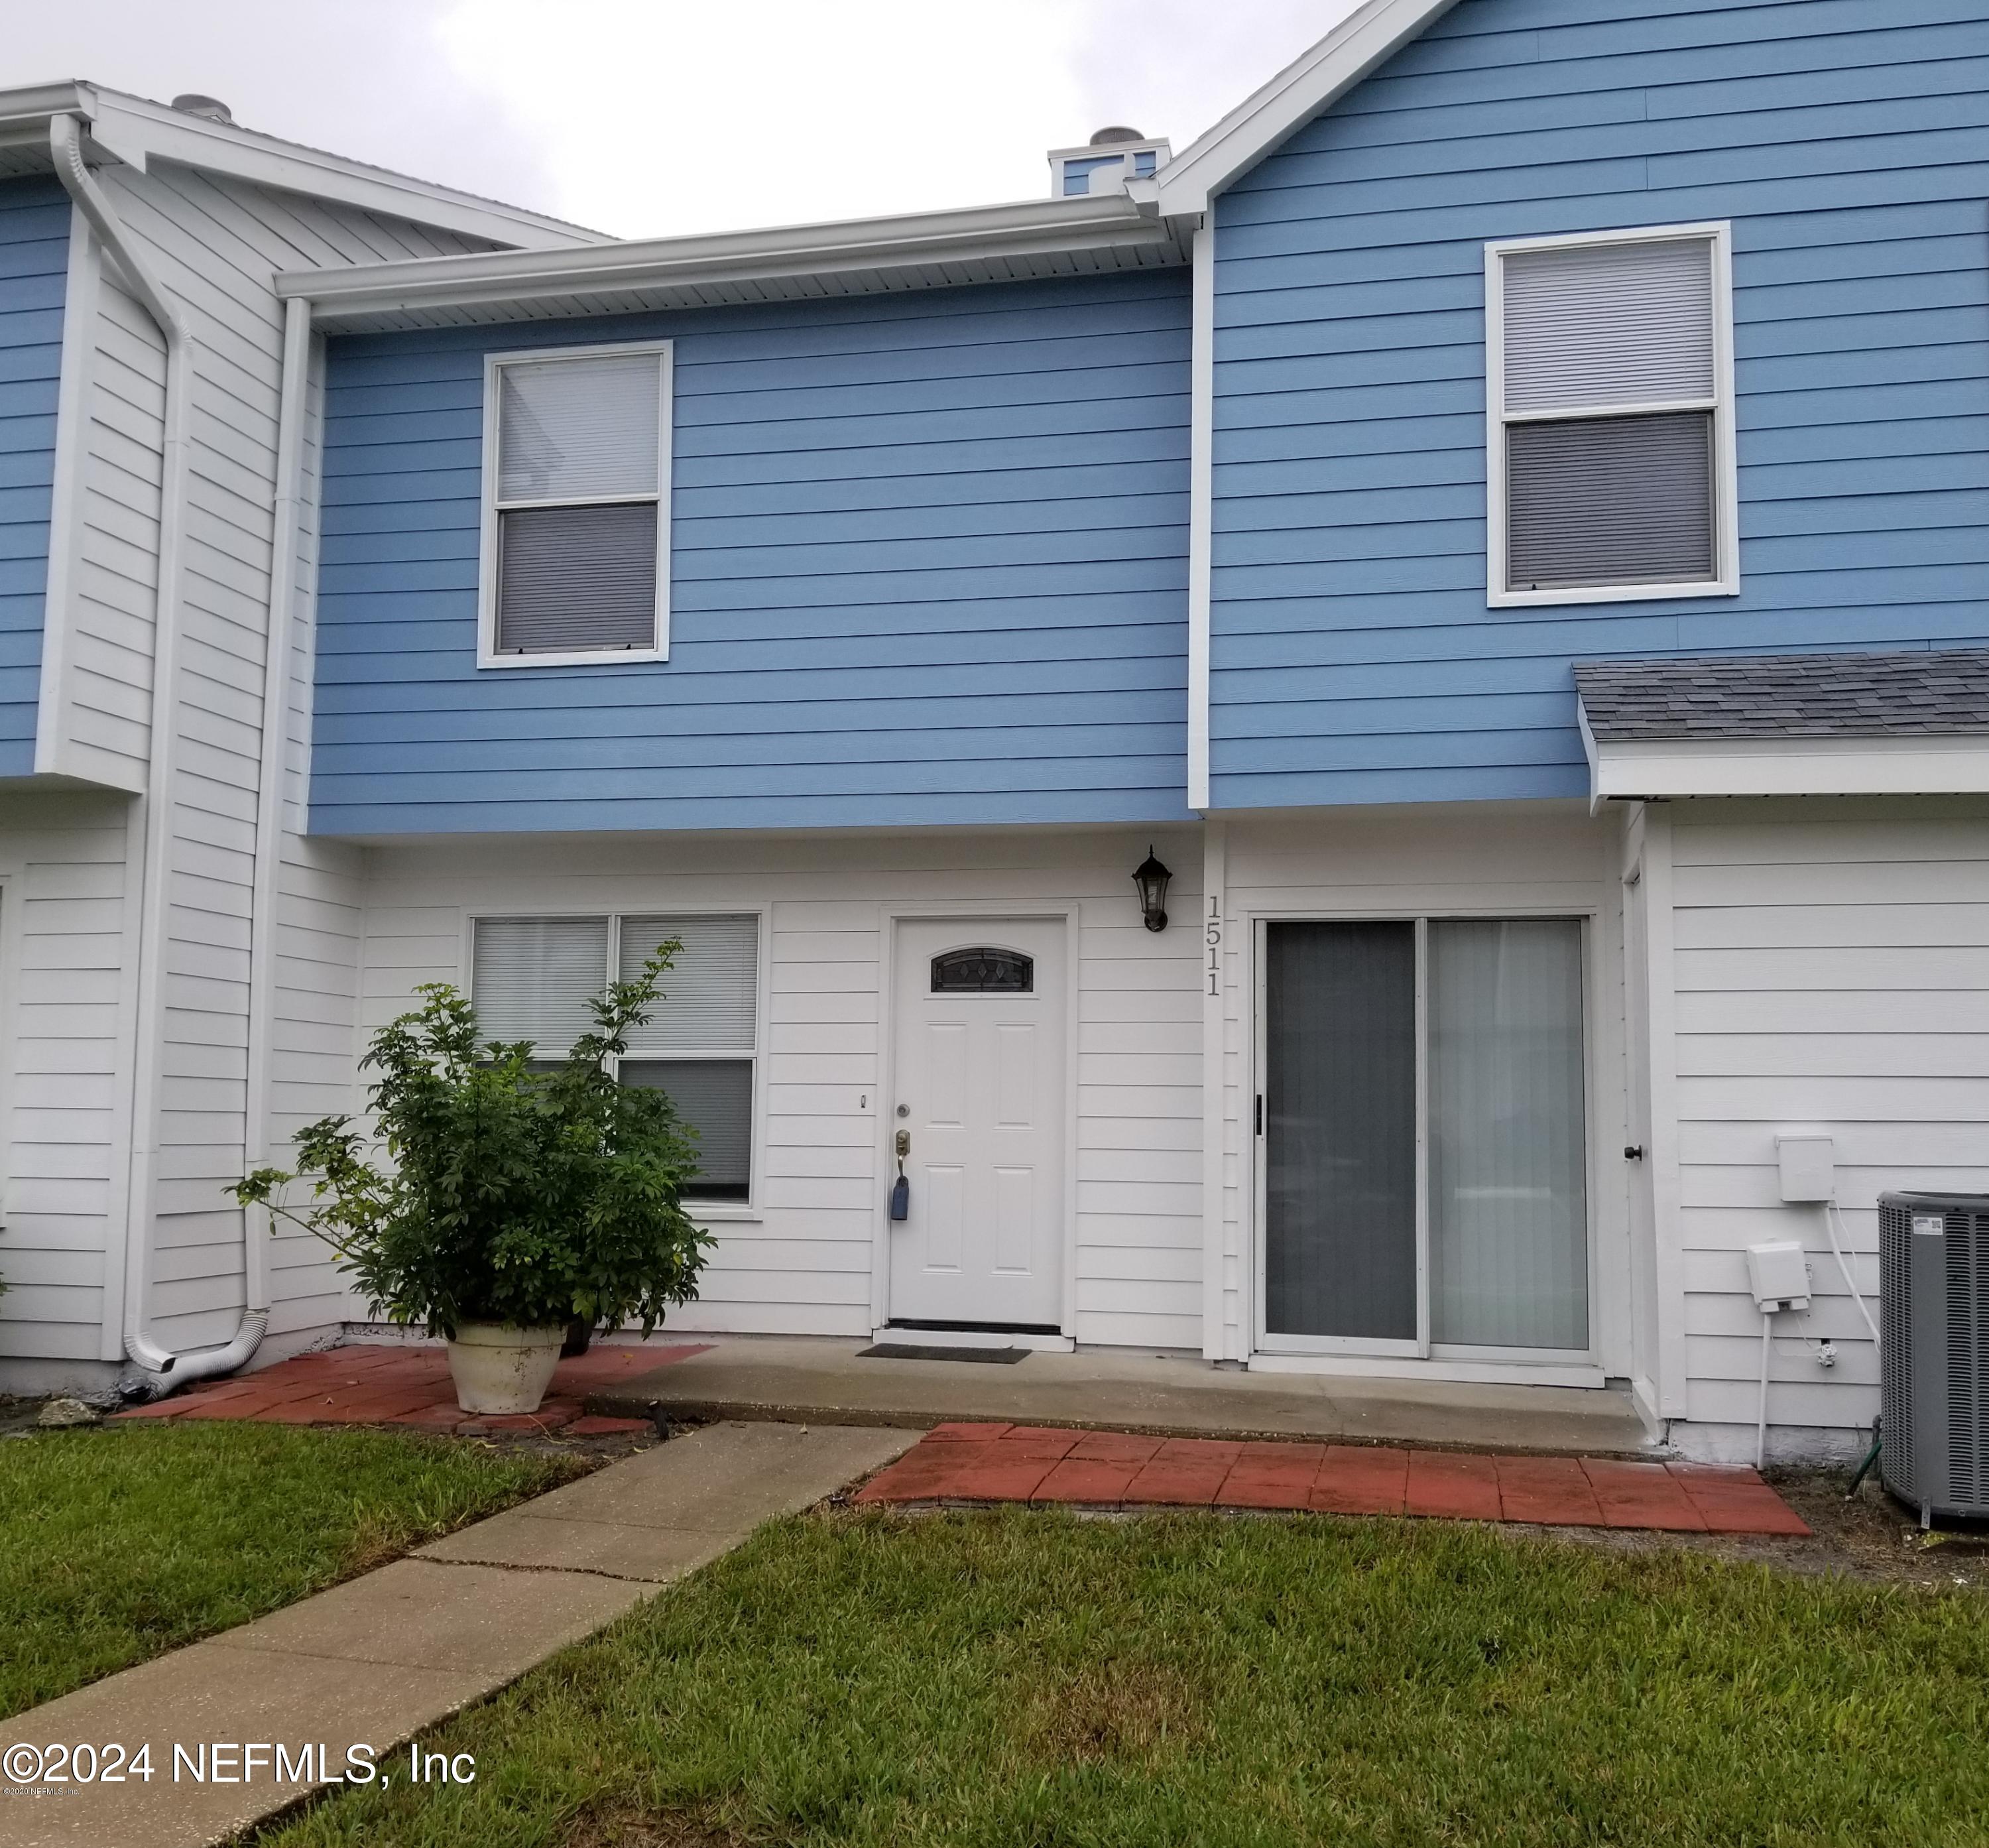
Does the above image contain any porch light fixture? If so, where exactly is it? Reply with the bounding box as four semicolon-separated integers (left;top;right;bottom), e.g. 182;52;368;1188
1132;846;1172;933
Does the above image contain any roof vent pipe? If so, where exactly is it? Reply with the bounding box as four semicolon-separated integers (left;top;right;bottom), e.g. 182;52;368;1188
170;93;233;123
1089;125;1145;145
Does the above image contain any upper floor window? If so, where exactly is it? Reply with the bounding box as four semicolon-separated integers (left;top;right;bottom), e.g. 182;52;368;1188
470;911;759;1203
479;342;672;666
1485;225;1736;607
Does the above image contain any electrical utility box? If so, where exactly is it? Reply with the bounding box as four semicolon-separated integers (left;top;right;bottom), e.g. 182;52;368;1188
1776;1135;1836;1202
1746;1241;1812;1313
1880;1192;1989;1522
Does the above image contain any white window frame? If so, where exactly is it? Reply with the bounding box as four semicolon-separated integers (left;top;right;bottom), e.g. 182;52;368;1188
464;907;765;1216
477;339;674;669
1484;221;1738;609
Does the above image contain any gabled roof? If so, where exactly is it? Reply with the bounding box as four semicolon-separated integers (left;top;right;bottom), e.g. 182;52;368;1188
1156;0;1464;216
1575;650;1989;741
247;0;1456;325
0;80;601;250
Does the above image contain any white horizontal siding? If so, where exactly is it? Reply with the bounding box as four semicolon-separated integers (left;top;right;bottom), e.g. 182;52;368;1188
0;792;135;1367
351;828;1203;1347
33;166;513;1355
1668;796;1989;1458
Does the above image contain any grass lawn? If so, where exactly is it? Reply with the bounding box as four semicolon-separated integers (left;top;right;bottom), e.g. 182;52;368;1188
261;1508;1989;1848
1;1421;587;1719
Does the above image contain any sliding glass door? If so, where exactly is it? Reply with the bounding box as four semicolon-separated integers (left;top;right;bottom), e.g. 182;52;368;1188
1264;922;1419;1343
1260;917;1589;1357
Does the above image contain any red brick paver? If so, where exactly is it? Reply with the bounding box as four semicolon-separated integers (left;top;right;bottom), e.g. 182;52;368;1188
1666;1463;1815;1536
110;1341;708;1438
1494;1454;1604;1526
1581;1457;1708;1532
1405;1450;1502;1520
857;1430;1811;1537
1032;1458;1144;1505
1309;1444;1409;1515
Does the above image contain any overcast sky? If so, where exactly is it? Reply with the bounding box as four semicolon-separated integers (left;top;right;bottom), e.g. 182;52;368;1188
10;1;1359;237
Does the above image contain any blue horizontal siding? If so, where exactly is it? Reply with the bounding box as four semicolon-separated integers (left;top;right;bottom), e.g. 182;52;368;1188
0;177;67;775
1209;0;1989;808
313;271;1193;834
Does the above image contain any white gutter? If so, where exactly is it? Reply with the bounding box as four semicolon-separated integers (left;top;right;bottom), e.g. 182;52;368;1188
50;113;269;1383
277;193;1175;326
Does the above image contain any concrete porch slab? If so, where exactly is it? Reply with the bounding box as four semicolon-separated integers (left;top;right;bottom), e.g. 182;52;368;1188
589;1337;1654;1457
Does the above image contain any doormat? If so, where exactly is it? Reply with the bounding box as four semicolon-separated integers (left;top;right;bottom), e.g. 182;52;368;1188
857;1343;1030;1365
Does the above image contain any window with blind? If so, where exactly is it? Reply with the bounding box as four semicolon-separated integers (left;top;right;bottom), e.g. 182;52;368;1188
479;343;671;664
1486;225;1736;604
469;912;758;1202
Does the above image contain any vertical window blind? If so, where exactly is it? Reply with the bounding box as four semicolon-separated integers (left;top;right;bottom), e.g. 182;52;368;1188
468;912;759;1201
1495;233;1722;594
491;348;666;656
1427;919;1589;1351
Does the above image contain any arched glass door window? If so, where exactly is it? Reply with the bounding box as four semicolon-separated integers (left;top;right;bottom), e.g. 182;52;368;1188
931;948;1033;993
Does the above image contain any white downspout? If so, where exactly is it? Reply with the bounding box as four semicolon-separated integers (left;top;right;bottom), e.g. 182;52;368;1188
237;297;314;1340
50;113;269;1382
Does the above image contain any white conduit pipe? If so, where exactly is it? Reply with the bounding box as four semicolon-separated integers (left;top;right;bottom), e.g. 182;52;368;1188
1756;1312;1772;1471
1824;1200;1881;1345
51;114;269;1383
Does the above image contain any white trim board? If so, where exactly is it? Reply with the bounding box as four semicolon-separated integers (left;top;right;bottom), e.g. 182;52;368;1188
1186;221;1215;812
1584;728;1989;802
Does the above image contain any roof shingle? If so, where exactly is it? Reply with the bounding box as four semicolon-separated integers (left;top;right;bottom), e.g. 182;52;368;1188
1573;648;1989;741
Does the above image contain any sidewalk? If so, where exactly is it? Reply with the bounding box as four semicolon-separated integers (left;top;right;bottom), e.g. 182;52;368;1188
0;1421;913;1848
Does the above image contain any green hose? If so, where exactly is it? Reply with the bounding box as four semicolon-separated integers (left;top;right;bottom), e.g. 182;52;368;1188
1846;1424;1882;1499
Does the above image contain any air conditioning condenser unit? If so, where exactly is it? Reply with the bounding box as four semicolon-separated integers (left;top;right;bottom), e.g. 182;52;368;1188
1880;1191;1989;1522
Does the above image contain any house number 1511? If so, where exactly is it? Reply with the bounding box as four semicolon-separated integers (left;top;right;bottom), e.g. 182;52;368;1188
1206;896;1221;997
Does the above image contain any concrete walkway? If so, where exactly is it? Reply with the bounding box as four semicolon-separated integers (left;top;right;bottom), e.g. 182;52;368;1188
591;1336;1654;1457
0;1421;912;1848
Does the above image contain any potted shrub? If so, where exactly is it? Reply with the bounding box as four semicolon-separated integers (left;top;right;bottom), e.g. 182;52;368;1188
235;949;711;1414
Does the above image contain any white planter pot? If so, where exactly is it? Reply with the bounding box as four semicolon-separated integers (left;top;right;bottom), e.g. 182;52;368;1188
446;1322;566;1414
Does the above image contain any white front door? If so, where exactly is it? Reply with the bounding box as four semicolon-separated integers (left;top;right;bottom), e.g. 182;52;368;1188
888;918;1067;1330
